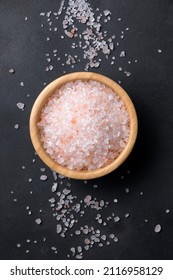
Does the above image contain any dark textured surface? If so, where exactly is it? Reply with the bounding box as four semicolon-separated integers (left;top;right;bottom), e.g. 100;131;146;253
0;0;173;260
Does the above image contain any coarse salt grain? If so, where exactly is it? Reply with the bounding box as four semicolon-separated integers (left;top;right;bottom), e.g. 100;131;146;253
154;224;162;233
38;80;130;171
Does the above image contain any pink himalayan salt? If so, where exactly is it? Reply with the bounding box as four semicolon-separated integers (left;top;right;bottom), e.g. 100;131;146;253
38;80;130;171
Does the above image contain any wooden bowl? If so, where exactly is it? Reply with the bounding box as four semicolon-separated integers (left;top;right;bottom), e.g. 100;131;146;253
29;72;138;179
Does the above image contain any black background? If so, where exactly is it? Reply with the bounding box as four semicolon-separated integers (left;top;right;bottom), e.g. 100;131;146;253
0;0;173;260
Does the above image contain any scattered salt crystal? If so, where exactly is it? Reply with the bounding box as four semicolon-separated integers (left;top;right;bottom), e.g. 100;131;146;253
84;195;92;203
28;178;32;183
9;68;15;74
120;51;126;57
84;238;90;245
158;49;162;53
154;224;161;233
49;198;55;203
63;189;71;195
104;10;110;16
17;243;21;248
114;236;119;242
125;213;130;218
25;17;28;21
40;175;48;181
100;200;104;207
125;188;129;193
114;216;120;223
51;183;58;192
17;102;25;110
113;198;118;203
40;168;46;172
35;218;42;225
20;82;24;87
56;224;62;233
76;254;83;259
166;209;170;214
14;124;19;129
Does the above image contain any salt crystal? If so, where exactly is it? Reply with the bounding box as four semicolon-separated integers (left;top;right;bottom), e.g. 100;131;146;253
120;51;126;57
9;68;15;74
40;175;48;181
154;224;161;233
114;236;119;242
49;198;55;203
17;102;25;110
14;124;19;129
20;82;24;87
57;224;62;233
114;216;120;223
158;49;162;53
84;195;92;203
63;188;71;195
125;213;130;218
76;254;83;259
17;243;21;248
35;218;42;225
51;183;58;192
40;168;46;172
166;209;170;214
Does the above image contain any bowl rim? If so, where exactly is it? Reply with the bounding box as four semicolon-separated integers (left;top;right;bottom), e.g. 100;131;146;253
29;72;138;179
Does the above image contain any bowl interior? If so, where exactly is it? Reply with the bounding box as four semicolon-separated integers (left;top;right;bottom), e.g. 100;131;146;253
29;72;137;179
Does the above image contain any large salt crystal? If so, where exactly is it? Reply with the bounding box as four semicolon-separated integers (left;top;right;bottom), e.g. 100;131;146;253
38;80;130;170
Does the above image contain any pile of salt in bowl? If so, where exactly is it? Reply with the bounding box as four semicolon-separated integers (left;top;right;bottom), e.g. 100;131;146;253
38;80;130;171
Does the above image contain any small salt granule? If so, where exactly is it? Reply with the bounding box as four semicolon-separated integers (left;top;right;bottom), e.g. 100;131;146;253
154;224;162;233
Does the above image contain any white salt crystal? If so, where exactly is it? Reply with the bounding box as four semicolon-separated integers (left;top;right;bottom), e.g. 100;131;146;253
158;49;162;53
17;102;25;110
103;10;110;16
51;183;58;192
14;124;19;129
9;68;15;74
114;216;120;223
20;82;24;87
35;218;42;225
40;175;48;181
154;224;161;233
57;224;62;233
120;51;126;57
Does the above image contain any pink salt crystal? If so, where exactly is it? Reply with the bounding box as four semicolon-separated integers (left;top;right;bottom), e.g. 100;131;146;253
38;80;130;171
